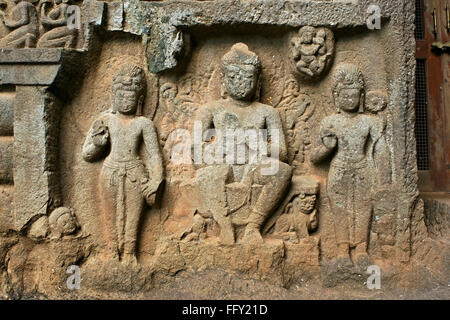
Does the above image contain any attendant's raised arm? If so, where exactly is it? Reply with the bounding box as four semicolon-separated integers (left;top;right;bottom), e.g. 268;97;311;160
82;117;110;162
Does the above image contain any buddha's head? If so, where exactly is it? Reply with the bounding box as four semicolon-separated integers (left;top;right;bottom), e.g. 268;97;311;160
221;43;262;102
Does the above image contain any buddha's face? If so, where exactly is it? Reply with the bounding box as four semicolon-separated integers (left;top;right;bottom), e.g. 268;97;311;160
334;87;361;113
223;64;258;101
292;193;316;214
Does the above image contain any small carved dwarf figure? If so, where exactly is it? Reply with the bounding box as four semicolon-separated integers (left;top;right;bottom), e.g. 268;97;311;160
0;0;39;48
82;63;164;265
286;178;319;239
28;207;79;240
290;26;334;79
49;207;79;239
311;63;388;269
196;43;292;245
272;176;319;240
37;0;77;48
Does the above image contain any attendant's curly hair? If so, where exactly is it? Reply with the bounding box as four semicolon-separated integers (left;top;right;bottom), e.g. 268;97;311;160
112;64;146;97
333;63;365;93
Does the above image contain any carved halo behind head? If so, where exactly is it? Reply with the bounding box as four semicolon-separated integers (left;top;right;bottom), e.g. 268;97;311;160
366;90;389;114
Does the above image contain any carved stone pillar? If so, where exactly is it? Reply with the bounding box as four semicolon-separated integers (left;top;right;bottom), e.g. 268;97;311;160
13;86;62;230
0;50;64;231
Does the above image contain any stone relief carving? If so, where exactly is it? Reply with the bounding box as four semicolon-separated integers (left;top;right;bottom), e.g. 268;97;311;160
0;0;39;48
158;71;214;144
194;43;293;245
158;72;215;182
290;26;334;79
366;90;388;114
364;90;396;258
48;207;79;238
28;207;79;240
311;63;390;270
0;0;442;299
177;73;211;106
82;64;164;264
365;90;392;187
37;0;78;48
159;81;196;143
0;0;80;48
264;176;319;242
275;78;315;175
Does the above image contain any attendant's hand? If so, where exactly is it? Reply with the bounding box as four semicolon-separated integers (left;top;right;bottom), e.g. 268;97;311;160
321;129;337;150
141;179;159;206
91;120;109;147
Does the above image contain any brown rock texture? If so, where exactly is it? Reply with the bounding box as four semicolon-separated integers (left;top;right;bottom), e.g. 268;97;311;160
0;0;448;299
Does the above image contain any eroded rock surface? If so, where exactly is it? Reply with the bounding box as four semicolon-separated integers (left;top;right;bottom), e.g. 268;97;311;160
0;0;448;299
